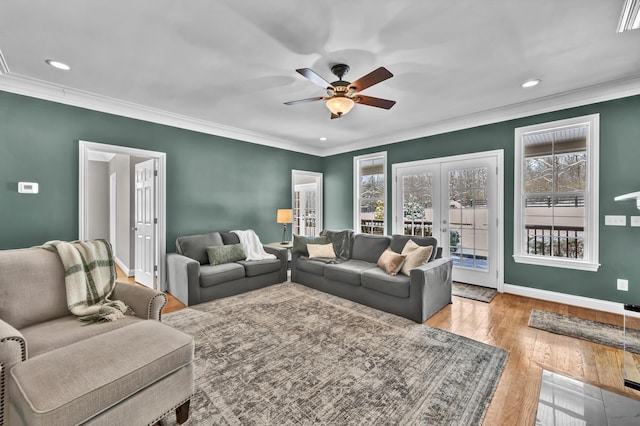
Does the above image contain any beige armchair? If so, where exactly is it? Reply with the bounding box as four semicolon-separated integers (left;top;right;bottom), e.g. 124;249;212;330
0;247;194;426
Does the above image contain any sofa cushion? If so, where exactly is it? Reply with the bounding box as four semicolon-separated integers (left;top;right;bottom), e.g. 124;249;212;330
321;229;353;260
390;234;438;261
400;241;434;276
351;234;391;263
199;263;245;287
361;268;411;298
20;315;141;358
176;232;223;264
295;257;328;275
237;259;281;277
0;248;69;329
377;248;406;275
9;321;193;426
206;244;246;265
221;232;241;245
292;235;328;256
324;259;377;286
307;243;336;259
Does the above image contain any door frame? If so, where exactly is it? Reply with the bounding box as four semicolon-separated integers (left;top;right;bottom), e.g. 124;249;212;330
392;149;504;292
291;170;323;236
79;140;167;291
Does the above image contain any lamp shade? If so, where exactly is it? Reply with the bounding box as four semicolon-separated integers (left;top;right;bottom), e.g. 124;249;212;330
325;97;355;116
276;209;293;224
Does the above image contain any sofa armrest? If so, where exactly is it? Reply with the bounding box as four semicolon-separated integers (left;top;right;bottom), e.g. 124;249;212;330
0;319;26;366
263;245;288;282
112;282;167;321
409;257;453;322
167;253;201;306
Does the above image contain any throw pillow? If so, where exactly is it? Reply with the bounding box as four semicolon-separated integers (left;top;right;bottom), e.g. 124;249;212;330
292;235;328;256
400;240;434;276
206;244;246;266
307;243;336;259
377;247;406;276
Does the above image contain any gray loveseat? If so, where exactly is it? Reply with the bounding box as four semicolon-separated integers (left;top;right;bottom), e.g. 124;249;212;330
166;231;288;306
0;247;194;426
291;231;453;323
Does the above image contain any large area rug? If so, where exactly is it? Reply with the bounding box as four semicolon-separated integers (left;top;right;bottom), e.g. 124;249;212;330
163;282;508;425
528;309;640;353
452;282;497;303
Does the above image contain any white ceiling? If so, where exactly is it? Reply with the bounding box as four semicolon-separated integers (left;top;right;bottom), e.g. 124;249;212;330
1;0;639;156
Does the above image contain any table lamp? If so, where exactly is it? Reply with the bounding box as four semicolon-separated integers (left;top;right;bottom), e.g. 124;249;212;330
276;209;293;244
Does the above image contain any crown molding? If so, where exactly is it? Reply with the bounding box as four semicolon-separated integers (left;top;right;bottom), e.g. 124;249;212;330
0;71;325;157
1;61;639;158
318;74;640;157
0;50;10;75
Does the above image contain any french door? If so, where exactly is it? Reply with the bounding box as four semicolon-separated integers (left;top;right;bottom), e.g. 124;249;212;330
393;151;503;289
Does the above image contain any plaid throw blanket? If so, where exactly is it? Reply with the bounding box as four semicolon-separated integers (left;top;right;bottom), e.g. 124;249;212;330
42;239;132;322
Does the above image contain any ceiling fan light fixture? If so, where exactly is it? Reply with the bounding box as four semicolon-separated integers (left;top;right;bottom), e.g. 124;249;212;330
325;96;355;116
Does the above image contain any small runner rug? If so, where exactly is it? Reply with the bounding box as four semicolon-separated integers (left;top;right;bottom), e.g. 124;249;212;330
452;282;497;303
528;309;640;354
163;282;508;425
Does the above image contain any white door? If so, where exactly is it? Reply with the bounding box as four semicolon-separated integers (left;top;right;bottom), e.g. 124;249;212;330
440;157;498;287
394;152;501;289
134;159;156;288
292;170;323;237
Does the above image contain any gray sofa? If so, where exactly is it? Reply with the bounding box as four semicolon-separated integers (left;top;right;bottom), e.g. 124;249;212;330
166;231;288;306
291;231;453;323
0;247;194;426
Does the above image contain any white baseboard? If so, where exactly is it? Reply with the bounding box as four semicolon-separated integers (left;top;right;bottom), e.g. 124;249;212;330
503;283;625;315
114;257;133;277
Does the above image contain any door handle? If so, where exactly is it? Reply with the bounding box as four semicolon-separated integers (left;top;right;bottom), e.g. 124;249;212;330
131;227;138;231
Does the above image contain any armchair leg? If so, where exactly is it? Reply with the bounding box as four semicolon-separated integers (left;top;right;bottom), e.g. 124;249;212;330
176;399;190;424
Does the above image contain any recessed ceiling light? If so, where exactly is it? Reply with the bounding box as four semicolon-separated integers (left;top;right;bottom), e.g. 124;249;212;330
45;59;71;71
521;79;541;88
319;137;327;141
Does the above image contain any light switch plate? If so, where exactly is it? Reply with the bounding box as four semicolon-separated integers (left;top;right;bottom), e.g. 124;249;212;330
604;215;626;226
631;216;640;227
618;279;629;291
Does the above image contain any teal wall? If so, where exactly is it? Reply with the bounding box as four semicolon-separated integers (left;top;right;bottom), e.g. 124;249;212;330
323;95;640;305
3;88;640;304
0;91;322;251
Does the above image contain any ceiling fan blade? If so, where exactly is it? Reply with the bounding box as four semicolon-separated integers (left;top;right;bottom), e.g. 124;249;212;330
296;68;333;89
348;67;393;92
284;96;324;106
355;95;396;110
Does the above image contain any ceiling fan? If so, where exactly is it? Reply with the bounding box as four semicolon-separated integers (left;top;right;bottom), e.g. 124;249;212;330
284;64;396;119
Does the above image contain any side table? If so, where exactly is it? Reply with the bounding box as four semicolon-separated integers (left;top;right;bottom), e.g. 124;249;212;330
265;241;293;269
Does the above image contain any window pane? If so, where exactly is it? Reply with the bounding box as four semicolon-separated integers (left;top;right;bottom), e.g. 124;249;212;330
402;173;432;236
356;154;386;234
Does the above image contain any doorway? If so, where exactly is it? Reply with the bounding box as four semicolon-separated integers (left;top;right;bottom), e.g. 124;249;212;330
79;141;167;291
292;170;323;237
392;150;503;290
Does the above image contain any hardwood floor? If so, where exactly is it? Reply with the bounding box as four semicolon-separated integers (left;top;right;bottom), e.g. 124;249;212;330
116;265;640;424
115;265;185;314
426;292;640;425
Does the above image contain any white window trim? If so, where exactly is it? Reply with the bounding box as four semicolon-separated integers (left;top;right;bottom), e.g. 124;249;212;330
513;114;600;272
354;151;387;234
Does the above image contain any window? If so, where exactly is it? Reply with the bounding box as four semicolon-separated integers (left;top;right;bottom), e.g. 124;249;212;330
354;152;387;234
513;114;599;271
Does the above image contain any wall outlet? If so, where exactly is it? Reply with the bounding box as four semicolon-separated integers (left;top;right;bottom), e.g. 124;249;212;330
605;215;626;226
617;278;629;291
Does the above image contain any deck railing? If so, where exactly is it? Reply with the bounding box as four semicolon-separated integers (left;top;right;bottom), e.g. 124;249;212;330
525;224;584;258
359;220;585;259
